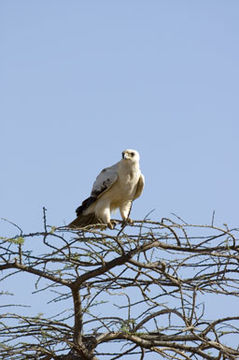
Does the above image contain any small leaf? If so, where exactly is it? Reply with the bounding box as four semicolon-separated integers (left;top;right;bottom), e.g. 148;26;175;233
16;237;24;245
50;226;56;234
1;236;25;245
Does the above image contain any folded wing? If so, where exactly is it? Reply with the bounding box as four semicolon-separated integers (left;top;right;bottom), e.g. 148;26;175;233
75;163;118;217
91;163;118;198
133;174;145;200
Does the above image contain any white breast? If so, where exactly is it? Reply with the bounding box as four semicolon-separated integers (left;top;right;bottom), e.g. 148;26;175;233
117;161;140;199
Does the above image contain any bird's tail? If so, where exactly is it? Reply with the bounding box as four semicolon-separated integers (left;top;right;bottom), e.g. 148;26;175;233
68;213;100;229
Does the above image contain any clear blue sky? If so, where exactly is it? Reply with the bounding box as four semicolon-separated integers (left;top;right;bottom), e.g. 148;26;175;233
1;1;239;235
1;1;239;355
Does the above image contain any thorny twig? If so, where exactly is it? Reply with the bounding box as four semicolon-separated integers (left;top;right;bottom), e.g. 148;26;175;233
0;217;239;359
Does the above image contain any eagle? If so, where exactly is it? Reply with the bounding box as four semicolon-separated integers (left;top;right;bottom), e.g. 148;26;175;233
68;149;145;229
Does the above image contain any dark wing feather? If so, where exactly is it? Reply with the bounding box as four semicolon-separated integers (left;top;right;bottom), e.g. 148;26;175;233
74;163;118;216
75;196;97;216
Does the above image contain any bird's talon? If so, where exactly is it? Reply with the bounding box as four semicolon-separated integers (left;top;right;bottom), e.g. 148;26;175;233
108;220;117;230
99;224;107;230
121;218;134;227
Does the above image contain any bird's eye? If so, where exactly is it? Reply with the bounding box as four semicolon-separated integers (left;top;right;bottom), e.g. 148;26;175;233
130;152;135;157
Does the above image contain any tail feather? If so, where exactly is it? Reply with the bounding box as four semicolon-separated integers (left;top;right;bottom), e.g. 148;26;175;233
76;196;97;217
68;213;100;229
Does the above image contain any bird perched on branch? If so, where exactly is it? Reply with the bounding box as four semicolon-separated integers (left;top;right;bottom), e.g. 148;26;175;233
68;149;145;229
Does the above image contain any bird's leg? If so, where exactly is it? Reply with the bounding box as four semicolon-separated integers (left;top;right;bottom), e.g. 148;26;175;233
120;201;133;227
95;203;114;230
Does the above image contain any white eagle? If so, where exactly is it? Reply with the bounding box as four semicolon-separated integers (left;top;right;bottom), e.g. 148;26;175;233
68;149;145;229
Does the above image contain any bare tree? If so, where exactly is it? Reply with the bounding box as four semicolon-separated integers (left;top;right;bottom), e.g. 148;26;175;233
1;212;239;359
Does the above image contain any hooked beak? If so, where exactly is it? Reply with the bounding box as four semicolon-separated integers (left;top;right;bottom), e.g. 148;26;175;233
122;151;129;160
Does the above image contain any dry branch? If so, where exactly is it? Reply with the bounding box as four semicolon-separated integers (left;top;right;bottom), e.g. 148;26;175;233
0;218;239;359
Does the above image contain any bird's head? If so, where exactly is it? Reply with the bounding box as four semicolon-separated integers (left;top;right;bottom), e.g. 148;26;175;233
122;149;140;162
